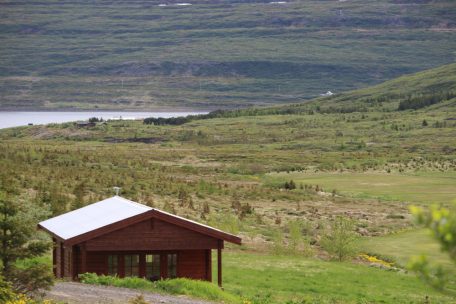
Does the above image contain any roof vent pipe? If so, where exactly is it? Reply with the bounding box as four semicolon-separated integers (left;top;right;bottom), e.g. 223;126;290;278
113;187;121;196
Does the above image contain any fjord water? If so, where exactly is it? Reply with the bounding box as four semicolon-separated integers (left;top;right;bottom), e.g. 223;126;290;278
0;111;207;129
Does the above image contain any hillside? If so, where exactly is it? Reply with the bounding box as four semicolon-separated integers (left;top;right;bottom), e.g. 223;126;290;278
141;62;456;122
1;0;456;110
316;61;456;111
1;64;456;302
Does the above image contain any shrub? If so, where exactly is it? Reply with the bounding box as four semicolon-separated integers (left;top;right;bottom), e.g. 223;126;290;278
320;216;358;261
8;264;54;298
283;180;296;190
128;294;148;304
0;276;16;303
0;275;52;304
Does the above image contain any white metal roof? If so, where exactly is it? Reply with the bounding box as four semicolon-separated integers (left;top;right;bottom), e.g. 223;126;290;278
39;196;152;240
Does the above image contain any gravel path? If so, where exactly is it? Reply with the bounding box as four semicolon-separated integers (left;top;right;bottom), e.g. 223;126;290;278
46;282;215;304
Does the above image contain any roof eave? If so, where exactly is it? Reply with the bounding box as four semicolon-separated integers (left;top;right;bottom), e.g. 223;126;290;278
37;223;65;243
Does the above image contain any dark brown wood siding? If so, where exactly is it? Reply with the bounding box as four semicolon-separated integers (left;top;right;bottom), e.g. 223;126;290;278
85;218;219;251
178;249;210;281
85;251;108;275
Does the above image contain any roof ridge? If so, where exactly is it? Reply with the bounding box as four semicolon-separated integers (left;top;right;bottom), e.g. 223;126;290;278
113;195;152;210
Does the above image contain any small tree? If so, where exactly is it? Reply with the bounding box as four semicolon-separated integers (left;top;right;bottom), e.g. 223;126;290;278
0;192;53;296
272;230;285;255
72;182;86;210
178;188;189;207
0;193;51;274
288;221;302;253
283;180;296;190
202;202;210;214
321;216;357;261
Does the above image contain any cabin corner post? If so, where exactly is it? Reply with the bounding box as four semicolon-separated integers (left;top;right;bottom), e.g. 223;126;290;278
52;238;57;277
206;249;212;282
217;239;224;288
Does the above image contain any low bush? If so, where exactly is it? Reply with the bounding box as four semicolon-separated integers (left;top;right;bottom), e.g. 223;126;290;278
79;273;241;303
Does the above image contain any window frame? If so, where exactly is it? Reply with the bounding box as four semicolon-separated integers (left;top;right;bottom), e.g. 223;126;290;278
124;254;140;277
145;254;161;281
167;253;178;279
107;255;118;276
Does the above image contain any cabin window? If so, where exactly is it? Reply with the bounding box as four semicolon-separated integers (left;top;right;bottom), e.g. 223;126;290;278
145;254;161;281
124;254;139;277
107;255;118;276
167;253;177;278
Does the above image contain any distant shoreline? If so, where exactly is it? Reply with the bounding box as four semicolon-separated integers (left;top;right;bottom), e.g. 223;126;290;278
0;107;219;113
0;110;210;129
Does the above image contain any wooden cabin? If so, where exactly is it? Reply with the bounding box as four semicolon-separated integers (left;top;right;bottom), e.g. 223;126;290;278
38;196;241;287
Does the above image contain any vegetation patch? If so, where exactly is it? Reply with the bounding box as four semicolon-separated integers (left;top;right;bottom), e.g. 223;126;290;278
79;273;241;304
222;251;455;303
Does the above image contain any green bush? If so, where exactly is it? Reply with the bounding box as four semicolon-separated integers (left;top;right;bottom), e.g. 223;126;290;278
79;273;241;304
321;216;358;261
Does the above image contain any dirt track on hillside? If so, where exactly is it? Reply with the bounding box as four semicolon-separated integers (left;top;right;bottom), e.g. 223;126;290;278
46;282;215;304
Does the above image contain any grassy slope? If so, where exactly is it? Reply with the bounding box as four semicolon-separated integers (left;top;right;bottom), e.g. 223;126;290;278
1;0;456;110
316;62;456;110
329;62;456;100
172;62;456;119
222;251;455;303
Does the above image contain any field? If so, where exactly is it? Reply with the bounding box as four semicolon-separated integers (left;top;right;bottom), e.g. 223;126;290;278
359;229;455;273
222;251;455;303
1;0;456;110
264;172;456;204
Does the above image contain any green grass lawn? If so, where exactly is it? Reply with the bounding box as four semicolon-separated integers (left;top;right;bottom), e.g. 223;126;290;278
358;229;455;272
358;229;456;295
221;251;455;303
266;171;456;204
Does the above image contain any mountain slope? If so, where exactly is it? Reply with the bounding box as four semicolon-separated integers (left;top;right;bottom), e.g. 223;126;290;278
1;0;456;110
317;62;456;111
142;62;456;123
